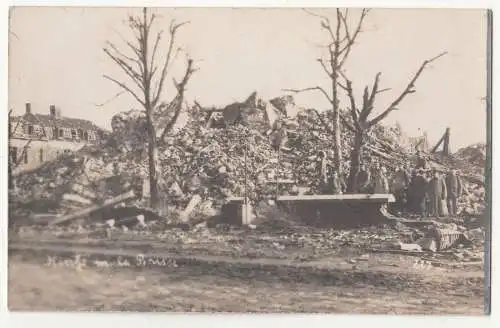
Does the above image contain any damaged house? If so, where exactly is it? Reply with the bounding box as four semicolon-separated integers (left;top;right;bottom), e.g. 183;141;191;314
9;103;105;173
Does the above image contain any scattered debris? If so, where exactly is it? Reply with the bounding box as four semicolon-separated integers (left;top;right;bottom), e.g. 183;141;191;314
398;242;423;252
418;237;438;252
48;190;137;226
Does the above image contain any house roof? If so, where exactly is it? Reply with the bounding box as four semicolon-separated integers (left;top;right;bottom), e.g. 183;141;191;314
14;113;102;131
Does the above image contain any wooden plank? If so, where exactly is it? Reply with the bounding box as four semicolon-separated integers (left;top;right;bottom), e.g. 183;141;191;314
48;190;136;226
179;194;202;222
227;196;245;202
277;194;395;203
62;193;93;205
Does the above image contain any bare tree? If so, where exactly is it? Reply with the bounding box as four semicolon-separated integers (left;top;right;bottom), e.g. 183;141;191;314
285;8;369;176
103;7;197;208
339;52;447;191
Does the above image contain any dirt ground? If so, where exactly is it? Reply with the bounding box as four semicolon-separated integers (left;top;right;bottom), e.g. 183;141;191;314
8;252;485;314
8;221;487;314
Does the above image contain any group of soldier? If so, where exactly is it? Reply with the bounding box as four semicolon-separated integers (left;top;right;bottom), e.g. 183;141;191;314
316;151;464;217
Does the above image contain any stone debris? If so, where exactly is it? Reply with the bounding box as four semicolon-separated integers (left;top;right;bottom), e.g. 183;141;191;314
8;93;486;266
179;194;202;223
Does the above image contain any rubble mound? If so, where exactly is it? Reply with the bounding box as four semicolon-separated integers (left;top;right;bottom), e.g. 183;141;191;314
10;96;488;226
454;143;486;168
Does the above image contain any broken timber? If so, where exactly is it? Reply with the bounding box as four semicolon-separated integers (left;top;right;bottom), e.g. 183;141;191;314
431;127;451;155
48;190;136;226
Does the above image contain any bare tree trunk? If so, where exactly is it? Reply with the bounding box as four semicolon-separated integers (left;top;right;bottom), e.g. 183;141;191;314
348;130;364;192
331;10;342;176
332;76;342;174
146;115;159;207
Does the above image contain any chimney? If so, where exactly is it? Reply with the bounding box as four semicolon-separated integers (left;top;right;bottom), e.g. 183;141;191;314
25;103;31;114
50;105;56;117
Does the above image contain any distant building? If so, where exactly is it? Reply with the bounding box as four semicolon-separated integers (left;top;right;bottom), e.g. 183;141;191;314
408;132;430;153
9;103;105;173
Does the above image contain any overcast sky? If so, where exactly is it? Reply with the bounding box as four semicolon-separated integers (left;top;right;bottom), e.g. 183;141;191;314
9;7;487;151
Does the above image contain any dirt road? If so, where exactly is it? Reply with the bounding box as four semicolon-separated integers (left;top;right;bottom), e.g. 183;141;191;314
8;251;485;314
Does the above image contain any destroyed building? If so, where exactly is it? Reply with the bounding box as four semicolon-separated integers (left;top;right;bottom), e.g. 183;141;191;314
8;92;486;229
9;103;106;173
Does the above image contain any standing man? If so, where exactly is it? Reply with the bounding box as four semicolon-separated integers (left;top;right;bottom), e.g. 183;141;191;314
406;169;417;213
415;150;429;170
317;151;329;194
445;169;463;216
373;166;390;194
354;164;371;193
369;162;381;193
427;169;448;217
391;165;410;213
411;169;428;217
330;170;346;194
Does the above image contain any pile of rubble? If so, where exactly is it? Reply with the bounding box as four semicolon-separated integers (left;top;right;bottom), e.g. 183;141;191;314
448;143;487;216
454;143;486;170
10;94;487;228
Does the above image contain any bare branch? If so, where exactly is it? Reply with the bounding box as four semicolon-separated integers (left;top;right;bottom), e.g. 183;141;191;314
369;72;382;104
103;47;144;91
159;58;197;141
337;81;348;91
152;20;190;108
377;88;391;94
93;90;126;107
302;8;331;23
317;58;332;77
147;12;156;30
338;72;363;132
335;9;341;48
338;8;349;43
103;74;145;107
338;9;370;66
368;51;447;127
303;8;337;43
105;40;139;64
151;46;182;95
149;30;164;79
112;26;143;59
346;83;361;131
359;72;382;122
283;87;334;105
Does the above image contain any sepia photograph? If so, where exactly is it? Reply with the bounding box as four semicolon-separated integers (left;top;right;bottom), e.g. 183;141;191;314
7;6;491;314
